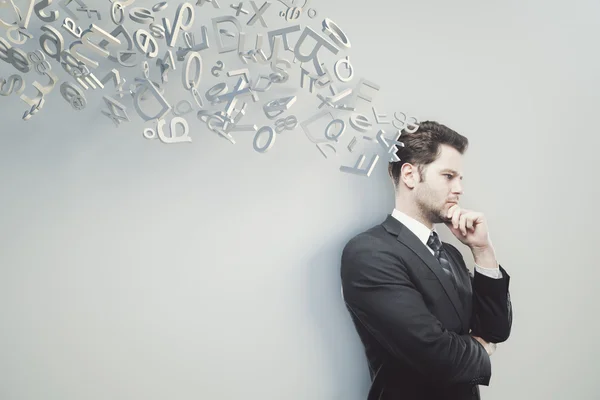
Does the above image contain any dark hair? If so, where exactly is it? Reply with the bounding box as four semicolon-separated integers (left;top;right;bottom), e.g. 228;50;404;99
388;120;469;186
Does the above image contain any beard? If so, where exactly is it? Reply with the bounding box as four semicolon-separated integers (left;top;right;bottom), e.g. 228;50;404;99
416;189;450;225
423;204;448;224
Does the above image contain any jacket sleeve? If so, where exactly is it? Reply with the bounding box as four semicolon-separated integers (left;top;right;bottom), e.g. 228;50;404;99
446;244;513;343
470;266;513;343
341;235;492;386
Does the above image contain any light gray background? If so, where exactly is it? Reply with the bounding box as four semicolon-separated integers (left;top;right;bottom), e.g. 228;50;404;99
1;0;598;399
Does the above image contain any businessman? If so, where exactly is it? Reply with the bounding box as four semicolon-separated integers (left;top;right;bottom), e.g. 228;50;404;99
340;121;512;400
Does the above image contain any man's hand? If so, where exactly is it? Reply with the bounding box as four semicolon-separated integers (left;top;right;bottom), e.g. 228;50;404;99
444;205;499;269
444;205;491;249
472;335;497;356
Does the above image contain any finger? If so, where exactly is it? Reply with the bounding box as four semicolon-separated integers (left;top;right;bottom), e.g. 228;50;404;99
468;212;484;231
459;214;467;236
447;204;458;219
462;212;477;231
452;207;461;229
465;216;474;232
445;205;455;224
468;212;483;223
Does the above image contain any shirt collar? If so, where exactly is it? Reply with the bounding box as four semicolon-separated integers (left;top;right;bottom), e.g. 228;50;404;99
391;208;436;247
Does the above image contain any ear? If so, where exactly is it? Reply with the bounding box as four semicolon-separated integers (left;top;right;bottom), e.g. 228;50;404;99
401;163;418;189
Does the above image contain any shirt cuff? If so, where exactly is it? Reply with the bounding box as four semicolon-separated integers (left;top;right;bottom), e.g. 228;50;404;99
474;264;502;279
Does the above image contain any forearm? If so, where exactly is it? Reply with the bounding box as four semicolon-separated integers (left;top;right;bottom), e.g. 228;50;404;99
422;331;492;386
470;266;512;343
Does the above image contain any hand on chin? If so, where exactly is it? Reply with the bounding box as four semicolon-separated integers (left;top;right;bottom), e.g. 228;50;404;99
443;204;491;248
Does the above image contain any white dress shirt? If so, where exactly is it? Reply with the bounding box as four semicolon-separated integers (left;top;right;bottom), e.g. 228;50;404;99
391;209;502;279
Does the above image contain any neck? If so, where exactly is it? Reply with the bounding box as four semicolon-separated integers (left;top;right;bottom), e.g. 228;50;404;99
394;195;434;230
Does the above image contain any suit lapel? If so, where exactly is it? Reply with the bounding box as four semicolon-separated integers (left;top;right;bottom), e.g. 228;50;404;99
382;215;466;328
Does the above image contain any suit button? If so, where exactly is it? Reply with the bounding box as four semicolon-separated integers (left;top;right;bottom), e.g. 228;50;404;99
472;386;478;394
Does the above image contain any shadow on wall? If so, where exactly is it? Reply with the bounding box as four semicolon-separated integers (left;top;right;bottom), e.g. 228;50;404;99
306;236;371;400
302;162;393;399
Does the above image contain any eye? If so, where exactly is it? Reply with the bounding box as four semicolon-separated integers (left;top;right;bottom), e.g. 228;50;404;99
444;174;453;179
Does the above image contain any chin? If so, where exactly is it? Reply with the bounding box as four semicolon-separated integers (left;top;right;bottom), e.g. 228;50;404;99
439;206;455;222
433;217;448;225
430;212;447;225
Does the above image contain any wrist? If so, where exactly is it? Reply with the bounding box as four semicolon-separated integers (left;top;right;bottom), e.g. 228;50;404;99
470;242;494;257
471;245;498;269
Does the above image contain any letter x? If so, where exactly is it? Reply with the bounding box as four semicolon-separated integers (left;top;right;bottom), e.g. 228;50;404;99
247;1;269;27
230;2;249;15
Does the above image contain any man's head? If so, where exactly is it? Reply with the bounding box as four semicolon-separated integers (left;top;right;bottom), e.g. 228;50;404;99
388;121;469;227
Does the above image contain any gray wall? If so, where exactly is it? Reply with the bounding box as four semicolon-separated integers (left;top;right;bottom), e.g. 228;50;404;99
1;0;598;399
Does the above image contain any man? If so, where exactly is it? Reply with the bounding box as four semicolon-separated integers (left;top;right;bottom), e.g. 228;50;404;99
340;121;512;400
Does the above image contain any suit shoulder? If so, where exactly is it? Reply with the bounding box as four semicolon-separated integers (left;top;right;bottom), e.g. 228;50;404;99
342;224;390;255
340;224;402;278
340;224;407;291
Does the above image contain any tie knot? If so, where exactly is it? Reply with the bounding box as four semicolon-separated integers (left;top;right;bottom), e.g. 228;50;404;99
427;231;443;252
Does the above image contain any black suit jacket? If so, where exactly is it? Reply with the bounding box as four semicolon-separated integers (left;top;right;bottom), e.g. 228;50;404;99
341;215;512;400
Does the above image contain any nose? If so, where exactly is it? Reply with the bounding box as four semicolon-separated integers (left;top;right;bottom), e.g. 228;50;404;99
452;180;463;195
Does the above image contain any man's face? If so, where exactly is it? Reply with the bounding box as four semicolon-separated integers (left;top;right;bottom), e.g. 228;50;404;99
414;144;464;224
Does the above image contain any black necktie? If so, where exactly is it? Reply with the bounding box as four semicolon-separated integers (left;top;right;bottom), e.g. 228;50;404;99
427;231;457;285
